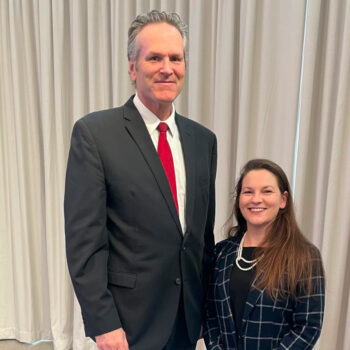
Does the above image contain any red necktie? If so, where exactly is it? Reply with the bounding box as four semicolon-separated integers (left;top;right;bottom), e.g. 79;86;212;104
157;122;178;211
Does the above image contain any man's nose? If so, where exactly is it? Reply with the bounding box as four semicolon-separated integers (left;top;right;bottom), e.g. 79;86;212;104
160;58;172;74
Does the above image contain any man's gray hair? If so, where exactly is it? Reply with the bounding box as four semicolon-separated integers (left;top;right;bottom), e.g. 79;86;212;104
127;9;188;64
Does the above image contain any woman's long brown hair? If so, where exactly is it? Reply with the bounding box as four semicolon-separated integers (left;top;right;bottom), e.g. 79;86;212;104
228;159;323;300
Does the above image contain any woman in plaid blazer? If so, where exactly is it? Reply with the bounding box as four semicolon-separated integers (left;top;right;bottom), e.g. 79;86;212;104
204;159;325;349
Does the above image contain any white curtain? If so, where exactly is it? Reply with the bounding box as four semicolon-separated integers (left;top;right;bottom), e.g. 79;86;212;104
0;1;349;349
294;1;350;349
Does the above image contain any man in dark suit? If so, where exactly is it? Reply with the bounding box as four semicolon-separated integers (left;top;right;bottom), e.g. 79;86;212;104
64;10;217;350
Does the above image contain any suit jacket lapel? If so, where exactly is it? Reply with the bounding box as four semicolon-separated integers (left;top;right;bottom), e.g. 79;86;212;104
176;115;195;236
122;98;182;235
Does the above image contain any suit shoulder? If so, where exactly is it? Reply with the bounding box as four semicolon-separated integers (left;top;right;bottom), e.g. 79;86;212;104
78;106;124;126
69;106;126;145
176;114;216;139
72;102;135;139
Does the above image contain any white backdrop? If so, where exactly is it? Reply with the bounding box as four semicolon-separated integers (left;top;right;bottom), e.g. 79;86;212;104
0;1;349;349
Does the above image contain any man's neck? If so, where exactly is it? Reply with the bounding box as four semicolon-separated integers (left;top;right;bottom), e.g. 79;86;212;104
137;96;173;121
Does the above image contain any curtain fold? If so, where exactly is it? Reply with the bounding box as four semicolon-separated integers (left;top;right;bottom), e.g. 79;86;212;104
1;1;349;349
294;2;350;349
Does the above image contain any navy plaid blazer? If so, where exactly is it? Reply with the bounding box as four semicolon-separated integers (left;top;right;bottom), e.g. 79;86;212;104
204;235;325;349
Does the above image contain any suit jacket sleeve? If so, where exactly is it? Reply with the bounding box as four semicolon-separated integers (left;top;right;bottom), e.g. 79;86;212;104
202;135;217;293
64;119;122;338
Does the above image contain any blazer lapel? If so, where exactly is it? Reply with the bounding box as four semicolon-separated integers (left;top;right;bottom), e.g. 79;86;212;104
221;243;239;342
176;115;195;235
241;273;265;331
122;98;182;234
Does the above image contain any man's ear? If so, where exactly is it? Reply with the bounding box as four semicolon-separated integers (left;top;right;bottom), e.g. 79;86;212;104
128;60;136;82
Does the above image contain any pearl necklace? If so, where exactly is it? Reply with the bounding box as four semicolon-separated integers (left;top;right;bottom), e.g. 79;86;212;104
235;233;261;271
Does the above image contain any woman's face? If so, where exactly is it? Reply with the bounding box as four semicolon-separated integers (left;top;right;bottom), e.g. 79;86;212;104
239;169;287;232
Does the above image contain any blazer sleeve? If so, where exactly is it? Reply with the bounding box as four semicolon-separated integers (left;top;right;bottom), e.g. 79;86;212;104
203;244;224;350
277;249;325;349
64;120;122;338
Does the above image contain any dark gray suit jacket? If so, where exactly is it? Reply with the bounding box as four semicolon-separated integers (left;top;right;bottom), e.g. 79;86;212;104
64;96;217;350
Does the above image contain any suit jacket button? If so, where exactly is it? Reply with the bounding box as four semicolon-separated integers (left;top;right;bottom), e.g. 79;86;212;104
175;278;181;285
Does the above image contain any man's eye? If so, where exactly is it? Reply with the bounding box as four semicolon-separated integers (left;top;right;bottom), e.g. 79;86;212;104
149;56;160;61
171;56;183;62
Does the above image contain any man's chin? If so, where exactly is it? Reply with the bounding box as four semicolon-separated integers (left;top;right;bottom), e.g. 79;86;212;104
154;92;181;103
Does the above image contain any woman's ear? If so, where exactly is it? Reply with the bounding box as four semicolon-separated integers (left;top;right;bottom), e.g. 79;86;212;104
280;191;288;209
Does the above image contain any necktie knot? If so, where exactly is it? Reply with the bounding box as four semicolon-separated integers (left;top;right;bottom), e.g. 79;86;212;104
157;122;168;133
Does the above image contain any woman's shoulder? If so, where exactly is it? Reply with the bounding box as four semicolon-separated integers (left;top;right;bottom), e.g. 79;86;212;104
214;235;241;256
303;241;323;265
308;243;325;275
308;243;322;257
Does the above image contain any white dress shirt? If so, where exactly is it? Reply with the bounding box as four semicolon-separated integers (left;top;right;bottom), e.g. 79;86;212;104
133;94;187;233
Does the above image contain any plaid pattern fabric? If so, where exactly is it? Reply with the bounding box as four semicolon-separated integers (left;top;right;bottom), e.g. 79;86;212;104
204;236;325;350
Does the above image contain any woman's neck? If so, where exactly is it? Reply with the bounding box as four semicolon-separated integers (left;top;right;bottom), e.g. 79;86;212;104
243;228;268;247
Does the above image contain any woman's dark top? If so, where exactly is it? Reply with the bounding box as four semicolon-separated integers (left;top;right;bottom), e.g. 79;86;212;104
229;247;256;337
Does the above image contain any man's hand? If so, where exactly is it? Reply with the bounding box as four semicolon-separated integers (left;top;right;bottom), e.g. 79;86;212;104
95;328;129;350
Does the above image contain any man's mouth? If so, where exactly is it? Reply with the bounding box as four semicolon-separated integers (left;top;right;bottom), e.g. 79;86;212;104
156;80;175;84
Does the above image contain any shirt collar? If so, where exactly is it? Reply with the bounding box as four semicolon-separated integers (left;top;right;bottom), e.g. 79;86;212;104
133;94;176;137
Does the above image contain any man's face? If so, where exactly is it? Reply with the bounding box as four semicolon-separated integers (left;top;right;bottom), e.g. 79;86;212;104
129;22;185;116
